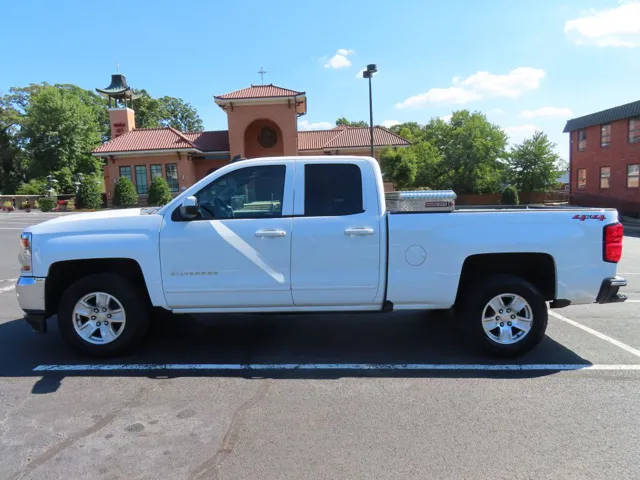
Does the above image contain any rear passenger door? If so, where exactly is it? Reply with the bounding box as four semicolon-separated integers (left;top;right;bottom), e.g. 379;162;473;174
291;162;381;306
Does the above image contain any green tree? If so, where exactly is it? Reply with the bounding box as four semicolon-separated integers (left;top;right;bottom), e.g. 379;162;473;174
53;166;74;194
381;142;445;190
113;176;138;207
390;121;424;143
336;117;368;128
158;96;203;132
20;86;103;179
75;175;103;209
147;176;172;206
501;185;519;205
133;90;203;131
423;111;507;194
381;148;416;188
131;89;164;128
507;131;561;192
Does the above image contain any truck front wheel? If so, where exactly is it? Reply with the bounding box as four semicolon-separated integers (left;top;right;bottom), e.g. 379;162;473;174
58;273;150;356
461;275;547;356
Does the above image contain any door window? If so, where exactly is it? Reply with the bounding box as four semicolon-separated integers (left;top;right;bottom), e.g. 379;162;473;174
195;165;285;219
304;164;363;216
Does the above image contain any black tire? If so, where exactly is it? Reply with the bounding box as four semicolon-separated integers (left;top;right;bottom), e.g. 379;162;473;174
460;274;547;357
58;273;150;356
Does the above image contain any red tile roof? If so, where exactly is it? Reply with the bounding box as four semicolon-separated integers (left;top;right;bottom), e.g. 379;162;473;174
215;84;304;100
297;126;410;151
93;126;408;155
183;130;229;151
93;128;229;154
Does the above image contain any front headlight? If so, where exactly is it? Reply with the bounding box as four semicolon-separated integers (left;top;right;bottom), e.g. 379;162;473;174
19;232;32;273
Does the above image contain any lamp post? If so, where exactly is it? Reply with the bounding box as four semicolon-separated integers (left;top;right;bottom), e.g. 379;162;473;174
362;64;377;158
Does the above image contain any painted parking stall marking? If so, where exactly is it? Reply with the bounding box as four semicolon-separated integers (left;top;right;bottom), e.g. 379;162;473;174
33;363;640;372
549;310;640;358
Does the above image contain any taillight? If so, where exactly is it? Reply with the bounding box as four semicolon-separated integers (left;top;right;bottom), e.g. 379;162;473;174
603;223;623;263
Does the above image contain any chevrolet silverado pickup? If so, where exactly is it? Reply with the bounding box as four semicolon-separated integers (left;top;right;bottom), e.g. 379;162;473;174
16;156;626;356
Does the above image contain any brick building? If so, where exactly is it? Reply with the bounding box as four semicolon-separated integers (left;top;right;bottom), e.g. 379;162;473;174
92;74;409;205
564;100;640;214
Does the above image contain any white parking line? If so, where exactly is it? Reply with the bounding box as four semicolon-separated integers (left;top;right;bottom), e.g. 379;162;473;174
0;285;15;293
549;310;640;358
32;363;640;372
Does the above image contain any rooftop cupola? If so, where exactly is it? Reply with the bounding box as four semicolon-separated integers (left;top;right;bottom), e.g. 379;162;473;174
97;73;139;138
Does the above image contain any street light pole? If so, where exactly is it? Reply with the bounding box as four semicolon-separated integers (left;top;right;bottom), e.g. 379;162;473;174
363;64;377;158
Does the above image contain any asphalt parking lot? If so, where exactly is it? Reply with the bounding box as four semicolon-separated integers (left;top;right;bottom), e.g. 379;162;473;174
1;211;639;479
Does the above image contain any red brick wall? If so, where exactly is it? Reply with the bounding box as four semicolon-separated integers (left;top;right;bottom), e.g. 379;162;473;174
570;118;640;214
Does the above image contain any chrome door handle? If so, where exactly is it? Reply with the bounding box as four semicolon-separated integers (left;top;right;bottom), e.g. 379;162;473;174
255;229;287;238
344;226;375;236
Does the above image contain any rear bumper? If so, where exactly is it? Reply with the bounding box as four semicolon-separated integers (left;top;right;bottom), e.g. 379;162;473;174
596;276;627;304
16;276;47;333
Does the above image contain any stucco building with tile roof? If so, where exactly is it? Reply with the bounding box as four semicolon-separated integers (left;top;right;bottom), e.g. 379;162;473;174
93;75;409;204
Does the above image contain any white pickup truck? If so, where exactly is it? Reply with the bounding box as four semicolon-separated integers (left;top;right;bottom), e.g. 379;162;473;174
16;156;626;357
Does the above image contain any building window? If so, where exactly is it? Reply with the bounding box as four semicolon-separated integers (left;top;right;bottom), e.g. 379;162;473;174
600;124;611;147
135;165;148;194
165;163;179;192
629;118;640;143
119;166;132;183
600;166;610;189
577;168;587;189
577;129;587;151
628;164;640;188
150;164;163;180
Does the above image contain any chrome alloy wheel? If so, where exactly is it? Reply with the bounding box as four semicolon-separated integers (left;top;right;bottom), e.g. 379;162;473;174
72;292;126;345
481;293;533;345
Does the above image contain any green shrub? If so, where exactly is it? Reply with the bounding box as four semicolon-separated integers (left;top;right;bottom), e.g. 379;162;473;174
76;176;103;209
501;185;519;205
113;177;138;207
38;197;56;212
147;176;173;206
16;179;48;196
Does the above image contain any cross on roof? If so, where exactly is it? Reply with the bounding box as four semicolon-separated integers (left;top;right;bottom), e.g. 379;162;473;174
257;66;267;85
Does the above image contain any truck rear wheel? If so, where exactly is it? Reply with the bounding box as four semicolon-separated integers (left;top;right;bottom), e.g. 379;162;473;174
461;274;547;356
58;273;150;356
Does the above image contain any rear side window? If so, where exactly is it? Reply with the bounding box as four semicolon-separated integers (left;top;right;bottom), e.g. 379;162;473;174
304;164;363;216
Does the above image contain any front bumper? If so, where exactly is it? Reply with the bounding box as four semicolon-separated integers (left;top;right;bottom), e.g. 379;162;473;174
16;276;47;332
596;276;627;304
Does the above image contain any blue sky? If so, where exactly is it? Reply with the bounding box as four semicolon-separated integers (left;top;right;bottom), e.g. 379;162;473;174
2;0;640;161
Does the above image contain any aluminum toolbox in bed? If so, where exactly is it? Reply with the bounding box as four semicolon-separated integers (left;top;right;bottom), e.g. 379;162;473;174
385;190;457;212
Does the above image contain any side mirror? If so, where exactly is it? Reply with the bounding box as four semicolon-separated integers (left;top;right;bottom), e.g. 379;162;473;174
180;195;199;219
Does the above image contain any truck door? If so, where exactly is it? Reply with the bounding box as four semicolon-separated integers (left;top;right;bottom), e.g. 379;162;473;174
291;162;382;306
159;163;294;309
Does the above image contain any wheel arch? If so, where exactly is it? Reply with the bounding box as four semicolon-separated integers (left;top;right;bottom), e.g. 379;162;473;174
46;258;150;317
455;252;557;306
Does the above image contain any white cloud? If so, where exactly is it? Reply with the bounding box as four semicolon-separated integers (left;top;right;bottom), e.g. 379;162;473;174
324;49;354;69
382;120;400;128
503;124;540;145
396;67;545;108
439;114;453;123
565;3;640;47
298;119;333;131
520;106;573;119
